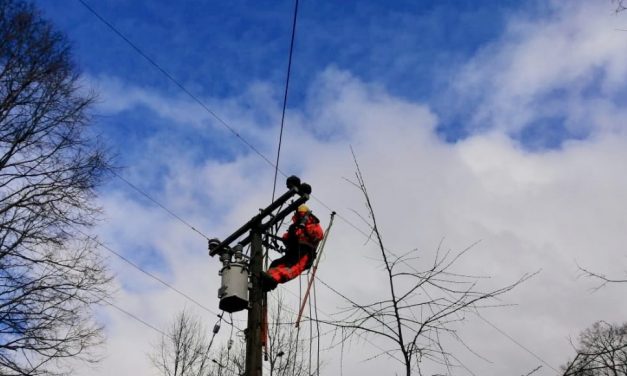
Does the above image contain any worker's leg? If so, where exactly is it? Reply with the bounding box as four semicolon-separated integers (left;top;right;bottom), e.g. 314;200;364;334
263;245;316;292
261;254;289;292
266;253;310;284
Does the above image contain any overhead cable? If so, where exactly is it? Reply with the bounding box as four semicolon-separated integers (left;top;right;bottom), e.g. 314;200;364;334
109;169;211;240
271;0;300;202
78;0;280;172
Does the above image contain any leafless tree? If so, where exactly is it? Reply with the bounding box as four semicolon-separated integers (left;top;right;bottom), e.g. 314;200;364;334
561;321;627;375
0;0;112;374
614;0;627;13
210;345;245;376
209;296;312;376
264;294;312;376
151;310;217;376
321;151;533;375
153;294;315;376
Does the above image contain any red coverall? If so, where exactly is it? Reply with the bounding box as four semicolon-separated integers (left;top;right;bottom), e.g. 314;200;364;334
264;210;324;290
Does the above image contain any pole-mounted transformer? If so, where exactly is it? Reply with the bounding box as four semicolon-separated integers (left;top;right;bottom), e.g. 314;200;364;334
208;242;250;313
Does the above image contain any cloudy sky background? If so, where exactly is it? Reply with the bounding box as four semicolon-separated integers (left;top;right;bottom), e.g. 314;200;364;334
32;0;627;375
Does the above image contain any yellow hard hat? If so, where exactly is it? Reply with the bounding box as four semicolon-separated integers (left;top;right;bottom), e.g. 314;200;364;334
297;204;309;213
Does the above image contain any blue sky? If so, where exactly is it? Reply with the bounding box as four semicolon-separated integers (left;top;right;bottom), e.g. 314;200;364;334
29;1;627;375
37;0;546;146
39;1;523;93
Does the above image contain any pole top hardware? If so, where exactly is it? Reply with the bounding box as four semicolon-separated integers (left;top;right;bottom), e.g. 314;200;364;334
208;175;311;258
286;175;300;190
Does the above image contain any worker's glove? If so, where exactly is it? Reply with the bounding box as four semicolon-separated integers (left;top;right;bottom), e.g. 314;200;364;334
296;215;308;228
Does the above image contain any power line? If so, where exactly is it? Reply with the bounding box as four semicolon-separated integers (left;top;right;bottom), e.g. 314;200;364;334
103;297;167;336
345;150;559;373
271;0;300;202
77;0;280;173
474;312;559;373
104;297;229;367
77;228;244;331
109;169;210;240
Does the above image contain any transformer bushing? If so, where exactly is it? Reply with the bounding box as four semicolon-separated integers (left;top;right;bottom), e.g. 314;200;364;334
216;244;249;313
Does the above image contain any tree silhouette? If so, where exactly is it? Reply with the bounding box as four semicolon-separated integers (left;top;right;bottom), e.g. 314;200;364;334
0;1;112;374
562;321;627;376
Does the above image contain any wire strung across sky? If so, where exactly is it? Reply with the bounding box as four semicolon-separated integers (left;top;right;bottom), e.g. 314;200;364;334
105;296;229;366
76;0;558;372
74;226;244;331
266;0;304;370
109;169;211;241
271;0;299;203
102;297;167;337
77;0;280;173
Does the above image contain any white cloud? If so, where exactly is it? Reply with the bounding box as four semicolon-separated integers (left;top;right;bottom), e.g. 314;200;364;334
454;1;627;136
72;2;627;375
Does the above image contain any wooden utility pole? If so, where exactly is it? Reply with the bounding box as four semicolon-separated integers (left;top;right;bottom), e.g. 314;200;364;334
245;224;263;376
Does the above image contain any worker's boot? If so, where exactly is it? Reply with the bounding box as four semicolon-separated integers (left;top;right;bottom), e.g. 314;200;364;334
261;271;278;292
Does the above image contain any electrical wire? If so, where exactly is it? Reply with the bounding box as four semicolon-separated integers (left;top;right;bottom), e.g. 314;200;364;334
271;0;299;203
103;297;167;336
313;278;321;376
76;0;423;266
106;297;228;368
77;228;244;332
474;312;559;373
207;312;225;354
77;0;347;234
308;288;313;376
226;313;235;368
77;0;279;173
264;0;300;359
109;169;210;240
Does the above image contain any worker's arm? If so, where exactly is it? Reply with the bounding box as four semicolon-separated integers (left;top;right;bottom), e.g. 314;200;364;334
305;223;324;241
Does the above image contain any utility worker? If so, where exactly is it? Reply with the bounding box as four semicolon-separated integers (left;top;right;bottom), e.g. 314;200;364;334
262;204;324;292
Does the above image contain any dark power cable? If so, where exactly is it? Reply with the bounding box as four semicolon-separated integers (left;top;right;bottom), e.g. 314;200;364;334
77;0;280;173
271;0;300;202
109;169;210;240
106;297;227;365
78;229;243;332
104;298;167;336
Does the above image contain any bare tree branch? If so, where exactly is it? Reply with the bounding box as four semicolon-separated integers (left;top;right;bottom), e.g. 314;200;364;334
578;263;627;292
319;148;531;375
0;1;112;374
